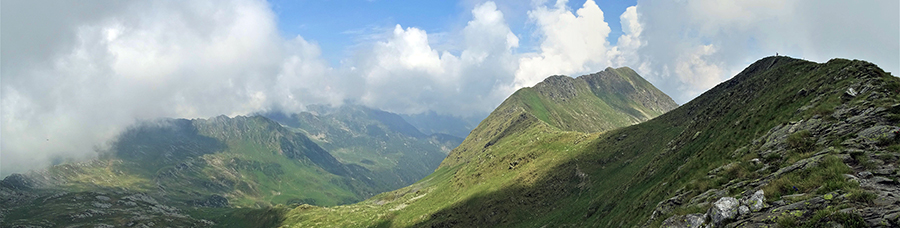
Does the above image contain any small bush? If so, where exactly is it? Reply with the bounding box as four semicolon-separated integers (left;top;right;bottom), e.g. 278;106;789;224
776;214;798;227
850;152;877;170
888;145;900;153
787;130;815;153
763;156;852;199
847;189;877;205
802;209;867;228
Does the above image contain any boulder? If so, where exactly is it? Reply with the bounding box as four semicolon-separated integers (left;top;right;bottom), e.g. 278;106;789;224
744;190;766;212
662;213;706;228
708;197;739;225
859;171;874;179
738;205;750;216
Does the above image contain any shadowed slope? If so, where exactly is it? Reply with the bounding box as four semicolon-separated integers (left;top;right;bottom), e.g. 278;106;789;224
282;56;900;227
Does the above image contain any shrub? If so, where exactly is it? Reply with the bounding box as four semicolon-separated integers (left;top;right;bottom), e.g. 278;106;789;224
763;156;852;199
787;130;815;153
847;189;876;205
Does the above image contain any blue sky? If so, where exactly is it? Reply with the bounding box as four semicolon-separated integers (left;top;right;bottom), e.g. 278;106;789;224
269;0;638;65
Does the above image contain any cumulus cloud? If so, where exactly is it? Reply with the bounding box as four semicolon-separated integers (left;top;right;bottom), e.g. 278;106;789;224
2;0;897;176
0;0;521;176
352;1;519;115
0;0;310;176
628;0;899;102
514;0;611;88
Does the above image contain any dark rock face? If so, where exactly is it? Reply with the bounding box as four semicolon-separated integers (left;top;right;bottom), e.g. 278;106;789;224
535;75;580;101
0;174;34;190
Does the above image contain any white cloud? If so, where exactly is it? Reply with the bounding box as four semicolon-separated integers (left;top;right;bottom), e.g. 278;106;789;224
608;6;642;67
2;0;897;176
0;0;299;176
514;0;611;89
353;1;520;115
629;0;899;102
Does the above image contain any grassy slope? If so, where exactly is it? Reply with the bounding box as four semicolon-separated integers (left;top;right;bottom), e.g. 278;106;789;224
501;67;676;134
281;57;899;227
282;66;678;227
13;116;374;208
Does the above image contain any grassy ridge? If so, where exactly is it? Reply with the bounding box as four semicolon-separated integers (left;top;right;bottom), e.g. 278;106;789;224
500;67;676;134
281;57;900;227
282;64;679;227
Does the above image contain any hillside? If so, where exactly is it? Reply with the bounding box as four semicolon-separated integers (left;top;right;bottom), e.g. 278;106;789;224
281;56;900;227
440;66;677;168
506;66;676;133
282;65;678;227
1;115;407;227
262;105;463;192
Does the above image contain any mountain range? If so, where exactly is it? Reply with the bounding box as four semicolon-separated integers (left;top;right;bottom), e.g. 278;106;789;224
282;57;900;227
3;56;899;228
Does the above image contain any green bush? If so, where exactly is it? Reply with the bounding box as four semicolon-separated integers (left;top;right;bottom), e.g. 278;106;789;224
763;156;852;199
787;130;815;153
847;189;876;205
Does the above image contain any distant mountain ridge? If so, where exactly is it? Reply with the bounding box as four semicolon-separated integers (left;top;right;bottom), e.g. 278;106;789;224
1;109;461;227
261;104;463;192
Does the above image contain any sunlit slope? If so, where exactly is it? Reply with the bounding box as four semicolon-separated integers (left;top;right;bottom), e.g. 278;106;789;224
282;65;680;227
283;57;900;227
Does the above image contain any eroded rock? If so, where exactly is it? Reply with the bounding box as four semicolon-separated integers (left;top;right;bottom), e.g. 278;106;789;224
661;213;706;228
708;197;739;225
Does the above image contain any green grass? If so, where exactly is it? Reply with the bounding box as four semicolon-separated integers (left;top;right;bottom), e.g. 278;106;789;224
762;155;855;200
281;57;899;227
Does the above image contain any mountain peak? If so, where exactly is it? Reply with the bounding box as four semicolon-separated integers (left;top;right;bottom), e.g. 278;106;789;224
440;67;675;168
509;66;676;133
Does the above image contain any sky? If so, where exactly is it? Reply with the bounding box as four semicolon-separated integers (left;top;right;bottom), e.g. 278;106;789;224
1;0;898;176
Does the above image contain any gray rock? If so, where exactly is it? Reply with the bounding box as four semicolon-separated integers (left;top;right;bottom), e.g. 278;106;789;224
744;190;766;212
708;197;739;225
662;213;706;228
872;176;896;184
92;202;111;209
885;212;900;225
856;125;900;145
873;195;897;206
95;195;111;202
689;189;726;205
859;171;874;179
738;205;750;215
772;200;786;207
873;165;896;175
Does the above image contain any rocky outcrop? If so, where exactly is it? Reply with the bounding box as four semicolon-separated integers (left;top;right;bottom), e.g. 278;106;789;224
708;197;740;225
652;59;900;227
660;191;765;228
662;213;706;228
